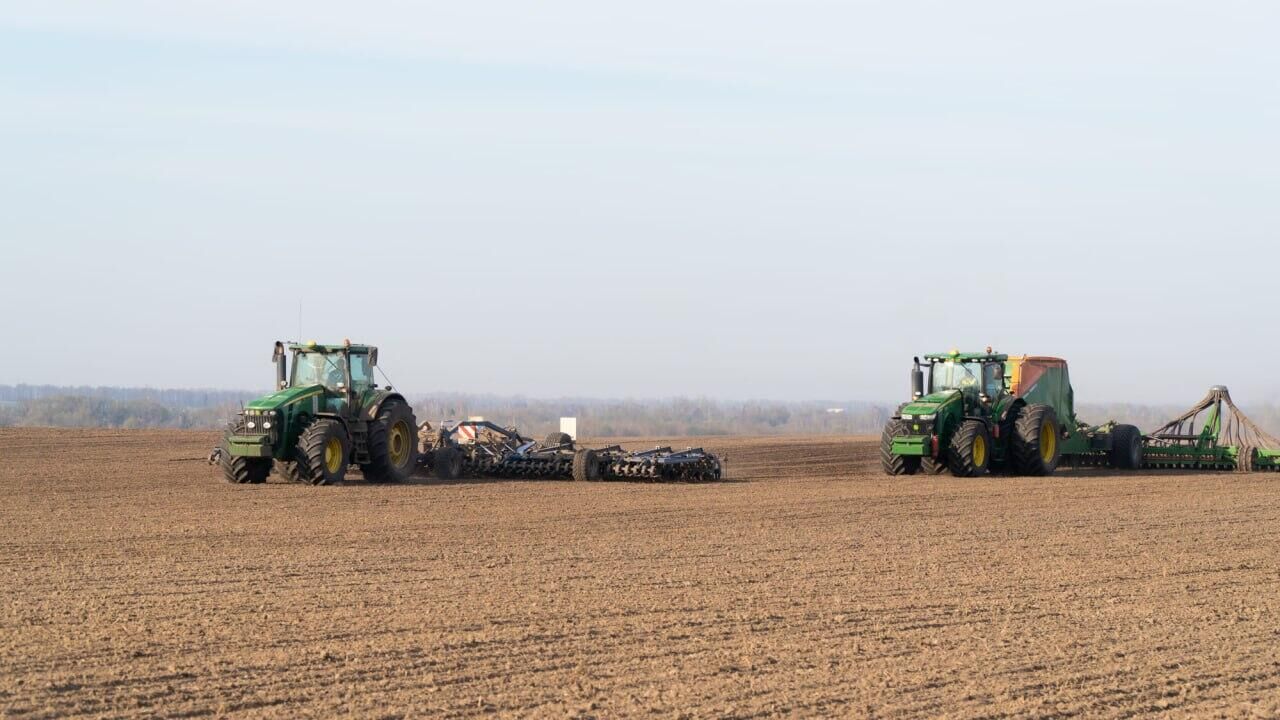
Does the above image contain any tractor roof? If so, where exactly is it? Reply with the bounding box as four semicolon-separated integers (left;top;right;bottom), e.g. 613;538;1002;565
287;341;376;353
924;350;1009;362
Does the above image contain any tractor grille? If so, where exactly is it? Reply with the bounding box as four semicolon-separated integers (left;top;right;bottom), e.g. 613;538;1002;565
234;410;279;443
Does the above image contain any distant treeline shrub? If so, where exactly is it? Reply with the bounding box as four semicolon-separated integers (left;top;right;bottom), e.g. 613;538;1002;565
3;385;1279;438
408;395;891;437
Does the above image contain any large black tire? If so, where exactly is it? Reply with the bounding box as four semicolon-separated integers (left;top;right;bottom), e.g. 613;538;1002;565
1108;424;1143;470
880;419;920;476
947;420;992;477
434;446;463;480
295;419;349;486
361;400;419;483
218;435;270;484
920;455;949;475
544;432;574;448
1012;404;1061;476
273;459;303;484
572;449;602;481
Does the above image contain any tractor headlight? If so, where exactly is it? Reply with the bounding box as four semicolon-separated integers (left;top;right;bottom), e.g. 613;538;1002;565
247;421;256;429
262;421;272;429
917;414;936;421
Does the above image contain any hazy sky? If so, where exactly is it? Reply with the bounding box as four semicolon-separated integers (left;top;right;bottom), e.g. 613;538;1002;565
2;1;1278;404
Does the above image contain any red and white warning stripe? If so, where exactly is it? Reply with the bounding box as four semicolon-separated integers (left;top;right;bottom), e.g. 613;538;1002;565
453;424;477;443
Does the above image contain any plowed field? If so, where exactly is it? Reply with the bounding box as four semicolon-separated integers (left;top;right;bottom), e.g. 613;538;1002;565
2;428;1279;718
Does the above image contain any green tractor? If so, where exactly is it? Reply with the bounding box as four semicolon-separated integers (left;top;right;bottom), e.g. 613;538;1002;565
213;341;419;486
881;350;1143;477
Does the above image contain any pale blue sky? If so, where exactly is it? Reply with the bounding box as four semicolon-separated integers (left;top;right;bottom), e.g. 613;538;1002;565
2;1;1278;404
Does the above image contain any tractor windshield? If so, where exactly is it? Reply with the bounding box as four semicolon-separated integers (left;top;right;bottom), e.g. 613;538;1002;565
931;360;983;394
292;351;346;390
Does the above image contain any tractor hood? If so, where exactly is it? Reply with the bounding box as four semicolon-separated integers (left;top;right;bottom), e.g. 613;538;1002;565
245;384;328;413
900;390;962;417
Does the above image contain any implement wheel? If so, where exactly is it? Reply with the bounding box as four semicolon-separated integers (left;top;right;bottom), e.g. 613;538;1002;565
947;420;992;477
545;432;574;449
572;449;602;481
434;447;463;480
1108;424;1143;470
1012;404;1060;476
880;418;920;476
361;400;419;483
296;419;349;486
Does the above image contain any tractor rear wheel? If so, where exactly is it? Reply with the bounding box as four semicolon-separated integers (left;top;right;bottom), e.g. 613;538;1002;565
947;420;992;477
296;419;349;485
361;400;419;483
572;449;601;481
1108;424;1143;469
218;436;270;484
434;446;463;480
880;418;920;476
1012;404;1061;475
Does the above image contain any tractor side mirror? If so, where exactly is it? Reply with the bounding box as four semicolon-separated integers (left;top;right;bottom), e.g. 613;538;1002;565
368;348;378;366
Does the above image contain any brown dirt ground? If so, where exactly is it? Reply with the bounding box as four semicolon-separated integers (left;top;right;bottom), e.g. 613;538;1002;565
2;428;1279;718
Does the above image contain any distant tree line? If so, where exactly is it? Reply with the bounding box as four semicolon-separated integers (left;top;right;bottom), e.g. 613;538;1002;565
3;384;1280;438
0;384;259;430
408;394;893;437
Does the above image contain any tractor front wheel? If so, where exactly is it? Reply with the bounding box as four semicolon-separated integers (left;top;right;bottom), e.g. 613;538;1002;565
921;455;949;475
1012;404;1061;476
218;437;270;484
296;419;350;485
947;420;992;477
361;400;419;483
274;459;302;484
880;418;920;476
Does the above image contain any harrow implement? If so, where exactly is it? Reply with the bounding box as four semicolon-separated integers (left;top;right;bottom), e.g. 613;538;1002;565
592;445;724;481
417;420;725;482
1140;386;1280;472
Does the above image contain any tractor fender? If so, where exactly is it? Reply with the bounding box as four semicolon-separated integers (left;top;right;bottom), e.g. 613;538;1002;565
361;390;411;422
997;397;1027;426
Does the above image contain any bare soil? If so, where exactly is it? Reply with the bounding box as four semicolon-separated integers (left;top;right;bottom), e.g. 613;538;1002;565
2;428;1279;718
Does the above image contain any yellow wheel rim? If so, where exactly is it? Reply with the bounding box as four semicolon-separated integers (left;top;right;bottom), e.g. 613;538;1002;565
1040;423;1056;462
973;434;987;467
324;437;343;473
389;421;410;467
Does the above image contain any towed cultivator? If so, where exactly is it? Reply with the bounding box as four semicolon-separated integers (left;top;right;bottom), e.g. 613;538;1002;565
417;420;724;482
1138;386;1280;472
579;445;724;481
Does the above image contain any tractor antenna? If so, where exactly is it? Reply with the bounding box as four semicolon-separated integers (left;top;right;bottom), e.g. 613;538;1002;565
297;299;302;342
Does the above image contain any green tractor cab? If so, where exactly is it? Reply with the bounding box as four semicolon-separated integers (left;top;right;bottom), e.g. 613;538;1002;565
212;340;418;486
881;349;1142;478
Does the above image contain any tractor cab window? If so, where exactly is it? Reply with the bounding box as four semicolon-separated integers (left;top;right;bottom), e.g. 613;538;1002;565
349;353;373;390
983;363;1004;398
292;351;346;390
931;361;983;395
